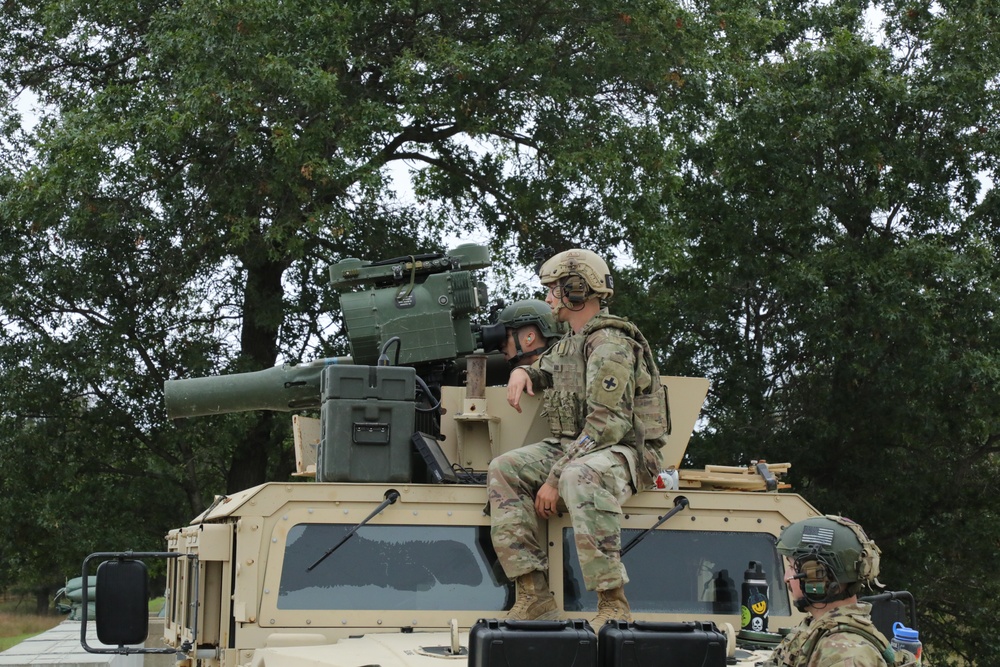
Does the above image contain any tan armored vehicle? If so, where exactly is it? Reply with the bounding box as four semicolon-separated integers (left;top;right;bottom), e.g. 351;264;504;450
81;245;841;667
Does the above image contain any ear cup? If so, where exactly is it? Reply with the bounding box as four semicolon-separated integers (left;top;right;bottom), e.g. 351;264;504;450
563;275;589;303
799;559;828;596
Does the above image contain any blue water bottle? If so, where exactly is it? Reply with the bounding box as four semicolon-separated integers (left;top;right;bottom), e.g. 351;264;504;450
890;621;922;665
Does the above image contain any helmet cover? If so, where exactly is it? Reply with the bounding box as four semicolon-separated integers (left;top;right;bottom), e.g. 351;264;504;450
496;299;564;341
538;249;614;302
777;515;881;600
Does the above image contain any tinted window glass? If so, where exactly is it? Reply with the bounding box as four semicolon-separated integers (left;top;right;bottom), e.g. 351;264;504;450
563;528;790;615
278;524;510;610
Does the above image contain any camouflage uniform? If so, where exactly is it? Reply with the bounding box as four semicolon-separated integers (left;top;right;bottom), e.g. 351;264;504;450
488;311;666;592
764;602;892;667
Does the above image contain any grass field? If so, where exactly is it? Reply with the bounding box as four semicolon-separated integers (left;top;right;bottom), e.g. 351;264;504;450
0;595;165;653
0;609;63;652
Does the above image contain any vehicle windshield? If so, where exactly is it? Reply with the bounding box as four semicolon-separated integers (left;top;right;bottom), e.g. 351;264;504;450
563;528;791;616
277;524;509;610
275;523;789;616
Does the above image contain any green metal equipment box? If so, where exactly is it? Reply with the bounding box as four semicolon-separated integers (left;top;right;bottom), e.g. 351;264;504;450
317;365;416;483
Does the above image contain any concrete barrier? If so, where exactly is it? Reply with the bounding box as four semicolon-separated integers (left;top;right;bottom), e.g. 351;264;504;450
0;619;142;667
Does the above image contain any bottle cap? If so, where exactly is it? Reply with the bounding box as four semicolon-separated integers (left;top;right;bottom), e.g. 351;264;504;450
892;622;919;641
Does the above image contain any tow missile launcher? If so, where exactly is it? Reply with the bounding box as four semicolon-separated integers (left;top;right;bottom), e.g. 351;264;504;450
80;244;870;667
165;244;505;421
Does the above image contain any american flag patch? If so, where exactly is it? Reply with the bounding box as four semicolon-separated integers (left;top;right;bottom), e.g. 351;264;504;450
801;525;835;546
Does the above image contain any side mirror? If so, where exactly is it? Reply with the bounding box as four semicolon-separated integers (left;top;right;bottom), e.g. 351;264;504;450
95;558;149;646
81;551;187;656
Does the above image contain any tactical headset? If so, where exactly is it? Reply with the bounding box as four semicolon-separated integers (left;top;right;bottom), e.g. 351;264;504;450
538;249;615;306
792;548;843;610
780;515;881;611
555;274;591;305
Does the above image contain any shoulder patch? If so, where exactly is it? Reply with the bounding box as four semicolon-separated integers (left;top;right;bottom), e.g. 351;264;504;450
601;375;619;392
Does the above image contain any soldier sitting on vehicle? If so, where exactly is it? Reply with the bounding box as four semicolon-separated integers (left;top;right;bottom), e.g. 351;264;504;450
488;248;670;626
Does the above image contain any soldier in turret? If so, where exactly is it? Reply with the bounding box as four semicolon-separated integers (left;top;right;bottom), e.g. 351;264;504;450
765;515;907;667
487;248;670;625
495;299;563;368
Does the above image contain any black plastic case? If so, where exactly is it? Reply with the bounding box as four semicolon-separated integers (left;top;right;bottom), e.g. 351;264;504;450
469;619;598;667
597;620;727;667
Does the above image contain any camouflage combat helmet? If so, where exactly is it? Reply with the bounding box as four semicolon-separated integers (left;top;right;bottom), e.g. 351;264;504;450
538;249;614;303
777;515;881;605
496;299;563;341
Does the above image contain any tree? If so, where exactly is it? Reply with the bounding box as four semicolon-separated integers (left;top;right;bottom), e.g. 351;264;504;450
4;0;997;660
623;2;1000;663
0;0;700;594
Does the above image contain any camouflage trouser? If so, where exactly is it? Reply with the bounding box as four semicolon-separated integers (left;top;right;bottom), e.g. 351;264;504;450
487;439;633;591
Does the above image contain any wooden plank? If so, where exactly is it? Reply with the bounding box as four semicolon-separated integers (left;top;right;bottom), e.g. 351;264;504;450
678;462;791;492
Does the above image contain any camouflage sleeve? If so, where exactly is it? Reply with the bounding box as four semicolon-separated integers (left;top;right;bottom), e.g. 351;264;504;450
518;356;554;391
547;330;637;482
809;633;889;667
580;330;638;447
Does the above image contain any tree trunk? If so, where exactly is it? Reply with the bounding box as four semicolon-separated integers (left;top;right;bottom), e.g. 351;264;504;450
226;240;289;493
227;411;279;494
35;587;52;616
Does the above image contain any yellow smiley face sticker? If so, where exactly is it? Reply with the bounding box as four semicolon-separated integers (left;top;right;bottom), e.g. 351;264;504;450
752;599;768;615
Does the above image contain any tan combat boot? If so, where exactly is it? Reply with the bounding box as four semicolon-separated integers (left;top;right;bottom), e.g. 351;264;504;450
506;571;561;621
591;587;632;628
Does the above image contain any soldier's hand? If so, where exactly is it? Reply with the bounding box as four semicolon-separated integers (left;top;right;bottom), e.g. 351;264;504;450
535;483;560;518
507;367;534;413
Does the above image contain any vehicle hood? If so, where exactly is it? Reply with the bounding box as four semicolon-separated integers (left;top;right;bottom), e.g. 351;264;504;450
248;629;776;667
251;631;469;667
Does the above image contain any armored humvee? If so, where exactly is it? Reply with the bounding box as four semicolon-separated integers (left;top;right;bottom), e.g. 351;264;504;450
81;244;834;667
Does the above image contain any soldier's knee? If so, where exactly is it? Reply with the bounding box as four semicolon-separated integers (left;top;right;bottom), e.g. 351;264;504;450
558;462;585;493
489;450;514;470
488;452;518;482
561;460;599;488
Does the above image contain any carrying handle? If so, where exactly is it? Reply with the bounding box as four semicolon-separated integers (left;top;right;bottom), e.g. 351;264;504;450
503;619;573;631
630;620;700;632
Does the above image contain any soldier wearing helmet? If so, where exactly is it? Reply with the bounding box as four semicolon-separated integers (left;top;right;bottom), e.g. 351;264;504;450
488;249;670;626
536;248;615;312
495;299;564;367
764;515;908;667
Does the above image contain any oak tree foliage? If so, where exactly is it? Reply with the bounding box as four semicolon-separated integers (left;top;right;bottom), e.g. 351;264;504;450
620;2;999;662
0;0;697;602
2;0;999;660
